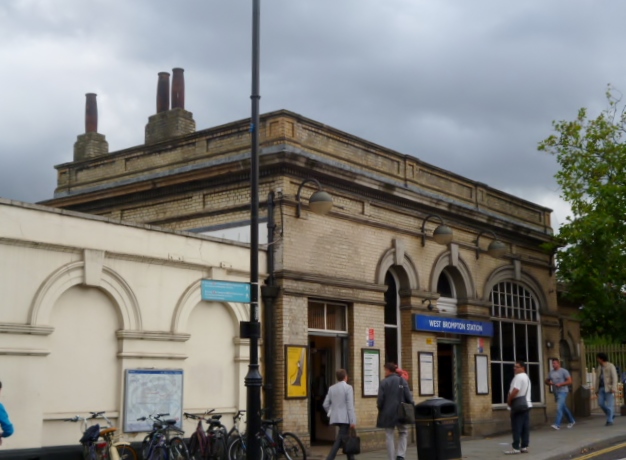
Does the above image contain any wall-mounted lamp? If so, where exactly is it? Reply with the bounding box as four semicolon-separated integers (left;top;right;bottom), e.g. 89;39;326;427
420;214;453;246
475;230;507;259
296;178;333;218
422;298;435;311
546;340;554;349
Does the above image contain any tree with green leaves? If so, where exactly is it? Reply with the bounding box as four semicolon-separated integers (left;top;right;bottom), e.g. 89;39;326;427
539;86;626;343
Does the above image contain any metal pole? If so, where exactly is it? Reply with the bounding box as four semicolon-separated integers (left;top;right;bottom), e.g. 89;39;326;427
246;0;262;459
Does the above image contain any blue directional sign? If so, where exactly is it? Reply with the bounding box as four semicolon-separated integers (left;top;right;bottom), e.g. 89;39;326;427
201;279;251;303
413;314;493;337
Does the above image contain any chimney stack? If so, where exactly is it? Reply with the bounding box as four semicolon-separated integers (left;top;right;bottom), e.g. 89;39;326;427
145;68;195;144
73;93;109;161
171;68;185;109
156;72;170;113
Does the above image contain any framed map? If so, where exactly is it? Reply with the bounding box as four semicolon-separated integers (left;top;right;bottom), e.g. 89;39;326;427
285;345;308;399
123;369;184;432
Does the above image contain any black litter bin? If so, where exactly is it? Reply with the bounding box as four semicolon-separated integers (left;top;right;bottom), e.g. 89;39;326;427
414;398;462;460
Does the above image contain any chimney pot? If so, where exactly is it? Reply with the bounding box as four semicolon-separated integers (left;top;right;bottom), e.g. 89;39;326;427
85;93;98;133
171;68;185;109
156;72;170;113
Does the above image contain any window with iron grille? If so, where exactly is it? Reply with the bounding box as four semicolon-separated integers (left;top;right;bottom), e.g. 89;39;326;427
490;281;542;405
308;301;348;332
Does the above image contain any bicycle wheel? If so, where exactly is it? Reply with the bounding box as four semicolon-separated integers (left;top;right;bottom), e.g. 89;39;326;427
227;437;245;460
115;444;138;460
227;436;265;460
142;434;155;459
208;434;227;460
280;433;306;460
188;432;203;460
169;436;191;460
149;446;168;460
83;444;96;460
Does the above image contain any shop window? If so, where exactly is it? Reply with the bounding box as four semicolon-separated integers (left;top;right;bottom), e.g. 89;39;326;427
490;282;542;405
308;301;348;332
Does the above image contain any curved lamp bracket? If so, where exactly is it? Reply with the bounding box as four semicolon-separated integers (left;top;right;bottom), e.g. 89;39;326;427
420;214;453;246
475;230;507;259
296;178;333;218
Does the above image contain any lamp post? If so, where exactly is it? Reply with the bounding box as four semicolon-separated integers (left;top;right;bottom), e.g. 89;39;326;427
245;0;262;459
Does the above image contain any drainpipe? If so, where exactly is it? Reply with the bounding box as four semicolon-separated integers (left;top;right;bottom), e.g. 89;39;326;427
261;191;279;418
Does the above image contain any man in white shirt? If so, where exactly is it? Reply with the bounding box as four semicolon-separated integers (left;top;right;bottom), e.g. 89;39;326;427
505;360;532;455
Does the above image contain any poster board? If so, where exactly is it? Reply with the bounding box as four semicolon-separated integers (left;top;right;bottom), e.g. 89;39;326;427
362;349;380;397
123;369;184;432
418;352;435;396
475;354;489;395
285;345;308;399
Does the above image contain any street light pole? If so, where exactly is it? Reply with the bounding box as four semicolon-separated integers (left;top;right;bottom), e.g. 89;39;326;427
246;0;262;459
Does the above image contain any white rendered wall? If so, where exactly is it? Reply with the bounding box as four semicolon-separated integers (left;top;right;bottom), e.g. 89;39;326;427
0;199;265;450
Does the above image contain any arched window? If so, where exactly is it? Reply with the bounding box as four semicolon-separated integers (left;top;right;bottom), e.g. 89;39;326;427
436;269;458;315
384;271;401;365
490;281;542;405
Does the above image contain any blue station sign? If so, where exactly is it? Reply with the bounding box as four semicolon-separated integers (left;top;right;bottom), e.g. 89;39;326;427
413;314;493;337
201;279;251;303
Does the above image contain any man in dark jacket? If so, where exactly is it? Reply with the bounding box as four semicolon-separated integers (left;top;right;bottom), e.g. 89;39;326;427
377;363;413;460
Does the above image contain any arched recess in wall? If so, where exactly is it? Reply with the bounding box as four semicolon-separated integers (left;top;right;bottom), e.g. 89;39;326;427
171;279;248;334
172;279;247;411
375;244;419;366
375;246;419;290
429;251;476;312
29;261;141;330
43;286;120;420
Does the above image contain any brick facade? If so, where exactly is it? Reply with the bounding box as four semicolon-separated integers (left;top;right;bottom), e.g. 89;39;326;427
43;109;582;444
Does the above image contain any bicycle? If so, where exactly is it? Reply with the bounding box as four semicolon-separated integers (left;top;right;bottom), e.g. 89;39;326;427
257;416;306;460
185;410;229;460
225;410;246;445
64;411;137;460
138;413;190;460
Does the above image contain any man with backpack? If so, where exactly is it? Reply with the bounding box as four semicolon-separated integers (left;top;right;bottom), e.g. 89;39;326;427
377;363;413;460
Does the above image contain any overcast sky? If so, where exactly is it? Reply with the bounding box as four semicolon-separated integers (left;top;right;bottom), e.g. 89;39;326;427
1;0;625;231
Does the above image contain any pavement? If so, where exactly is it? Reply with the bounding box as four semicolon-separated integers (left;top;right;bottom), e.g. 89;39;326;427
309;414;625;460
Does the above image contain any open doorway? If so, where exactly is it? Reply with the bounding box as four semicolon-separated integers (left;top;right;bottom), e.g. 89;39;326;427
309;335;348;444
437;342;463;429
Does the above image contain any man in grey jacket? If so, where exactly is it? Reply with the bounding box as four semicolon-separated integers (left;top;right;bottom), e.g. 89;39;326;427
323;369;357;460
595;352;618;426
377;363;413;460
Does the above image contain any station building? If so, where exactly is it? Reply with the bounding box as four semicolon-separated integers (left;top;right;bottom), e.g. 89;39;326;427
41;69;583;446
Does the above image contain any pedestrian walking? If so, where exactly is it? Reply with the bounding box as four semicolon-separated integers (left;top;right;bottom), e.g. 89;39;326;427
376;362;413;460
0;381;14;447
594;352;618;426
504;360;532;455
323;369;357;460
545;358;575;430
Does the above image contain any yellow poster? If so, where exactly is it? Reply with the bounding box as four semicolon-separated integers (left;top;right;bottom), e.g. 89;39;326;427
285;345;308;398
